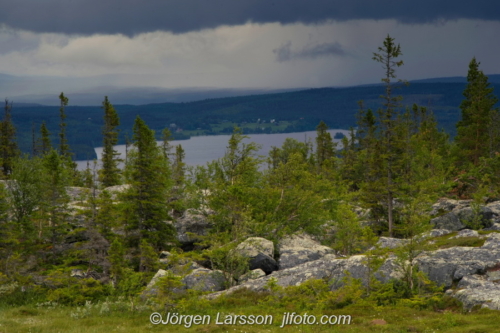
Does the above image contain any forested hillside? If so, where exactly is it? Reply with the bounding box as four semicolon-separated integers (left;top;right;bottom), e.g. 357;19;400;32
11;80;499;159
2;35;500;332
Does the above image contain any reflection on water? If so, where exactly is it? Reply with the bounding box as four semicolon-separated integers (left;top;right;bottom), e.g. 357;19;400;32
76;129;351;171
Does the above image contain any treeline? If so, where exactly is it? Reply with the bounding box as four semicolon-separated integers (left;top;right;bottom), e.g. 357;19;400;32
0;35;499;306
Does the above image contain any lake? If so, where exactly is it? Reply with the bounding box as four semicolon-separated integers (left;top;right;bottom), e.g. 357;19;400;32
76;129;351;170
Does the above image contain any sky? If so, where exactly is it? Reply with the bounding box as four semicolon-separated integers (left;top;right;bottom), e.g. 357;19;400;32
0;0;499;99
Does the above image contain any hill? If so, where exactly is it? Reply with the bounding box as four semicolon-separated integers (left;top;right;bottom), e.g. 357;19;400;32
9;81;500;160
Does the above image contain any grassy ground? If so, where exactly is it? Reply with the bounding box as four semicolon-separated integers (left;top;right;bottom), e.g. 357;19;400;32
1;294;499;333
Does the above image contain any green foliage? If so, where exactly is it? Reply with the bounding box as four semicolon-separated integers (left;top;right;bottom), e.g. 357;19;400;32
99;96;121;187
123;116;174;250
0;99;19;177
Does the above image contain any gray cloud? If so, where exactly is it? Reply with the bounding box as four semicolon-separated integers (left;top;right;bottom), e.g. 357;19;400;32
0;1;498;36
274;41;346;62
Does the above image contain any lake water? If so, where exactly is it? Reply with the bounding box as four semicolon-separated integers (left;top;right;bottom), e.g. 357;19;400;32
76;129;351;170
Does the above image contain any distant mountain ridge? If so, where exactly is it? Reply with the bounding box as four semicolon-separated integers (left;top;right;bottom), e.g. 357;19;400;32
1;73;499;106
10;79;500;160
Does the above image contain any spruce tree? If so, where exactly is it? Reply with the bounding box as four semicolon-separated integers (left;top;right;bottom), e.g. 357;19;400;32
0;99;19;176
58;92;71;158
371;35;405;237
99;96;121;187
124;116;174;250
455;58;499;167
315;120;335;168
39;121;52;155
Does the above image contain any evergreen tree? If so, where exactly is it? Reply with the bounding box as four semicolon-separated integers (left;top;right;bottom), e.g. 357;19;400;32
370;35;405;237
124;116;174;250
172;144;186;188
99;96;121;187
0;99;19;176
39;121;52;155
455;58;499;167
58;92;71;158
315;120;336;168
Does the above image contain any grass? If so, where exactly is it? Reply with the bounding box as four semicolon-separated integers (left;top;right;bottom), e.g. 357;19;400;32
1;290;500;333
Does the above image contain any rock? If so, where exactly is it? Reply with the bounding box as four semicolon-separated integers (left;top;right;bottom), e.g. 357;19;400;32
174;209;212;247
205;254;402;300
456;207;495;229
425;229;453;238
182;268;225;292
235;237;277;274
70;269;86;278
102;184;131;199
430;206;495;231
375;237;408;249
430;198;460;216
142;269;170;297
159;251;172;259
278;233;335;270
484;223;500;231
66;186;96;202
239;269;266;283
450;229;479;239
453;275;500;310
416;233;500;288
430;212;465;231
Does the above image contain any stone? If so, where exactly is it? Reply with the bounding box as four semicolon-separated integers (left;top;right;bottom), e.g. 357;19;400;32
430;212;464;231
450;229;479;239
182;268;225;292
239;269;266;283
425;229;453;238
278;233;335;270
235;237;278;274
173;209;212;247
375;237;408;249
453;275;500;311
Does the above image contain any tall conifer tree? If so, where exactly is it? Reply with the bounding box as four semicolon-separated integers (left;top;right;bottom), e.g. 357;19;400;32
0;100;19;176
100;96;121;187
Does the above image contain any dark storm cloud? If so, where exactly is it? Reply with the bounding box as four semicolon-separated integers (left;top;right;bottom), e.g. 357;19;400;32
0;0;498;36
274;41;346;62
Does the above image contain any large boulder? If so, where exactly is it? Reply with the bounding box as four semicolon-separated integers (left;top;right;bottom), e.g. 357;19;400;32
205;254;402;300
235;237;278;274
278;233;335;270
375;237;408;249
416;233;500;288
430;206;495;231
173;209;212;248
453;275;500;310
182;268;225;292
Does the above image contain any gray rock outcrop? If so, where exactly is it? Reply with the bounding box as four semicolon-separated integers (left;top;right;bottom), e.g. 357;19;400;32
182;268;225;292
278;233;335;270
174;209;212;246
430;206;495;231
235;237;278;274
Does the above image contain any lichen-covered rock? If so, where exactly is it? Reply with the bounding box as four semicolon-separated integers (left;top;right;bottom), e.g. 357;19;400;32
235;237;278;274
174;209;212;246
375;237;408;249
453;275;500;310
278;234;334;270
142;269;169;297
425;229;453;238
239;269;266;283
205;254;403;300
102;184;131;199
182;268;225;292
450;229;479;239
416;233;500;288
430;212;465;231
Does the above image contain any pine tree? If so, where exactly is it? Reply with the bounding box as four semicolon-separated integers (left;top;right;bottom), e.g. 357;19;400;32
0;100;19;176
99;96;121;187
172;144;186;187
